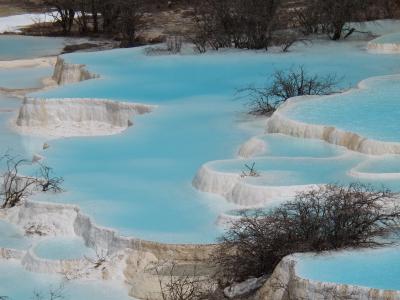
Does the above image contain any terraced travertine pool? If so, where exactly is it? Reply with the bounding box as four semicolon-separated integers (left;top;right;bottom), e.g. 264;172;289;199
283;75;400;142
29;31;400;244
3;20;400;298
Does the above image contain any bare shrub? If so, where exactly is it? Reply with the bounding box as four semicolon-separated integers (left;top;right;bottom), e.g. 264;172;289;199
271;31;310;52
84;247;113;270
145;36;183;55
154;262;217;300
0;155;37;209
239;66;340;115
37;164;64;193
213;183;400;285
0;153;64;208
192;0;281;52
293;6;321;36
295;0;373;40
117;0;144;47
166;36;183;54
44;0;76;34
24;223;50;237
32;283;65;300
240;163;260;178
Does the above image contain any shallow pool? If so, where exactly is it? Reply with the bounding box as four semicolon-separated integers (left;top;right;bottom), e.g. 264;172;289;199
0;66;53;89
0;220;31;250
284;75;400;142
258;134;345;158
26;31;400;243
0;35;66;60
34;237;95;260
296;246;400;290
0;260;134;300
371;32;400;44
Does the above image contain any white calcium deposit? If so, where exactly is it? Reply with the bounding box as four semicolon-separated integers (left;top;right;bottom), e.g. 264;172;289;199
192;162;316;207
52;56;98;85
266;77;400;156
238;137;267;158
14;97;156;138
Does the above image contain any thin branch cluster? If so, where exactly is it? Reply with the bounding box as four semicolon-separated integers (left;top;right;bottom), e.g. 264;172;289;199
213;183;400;284
0;154;64;209
240;66;339;115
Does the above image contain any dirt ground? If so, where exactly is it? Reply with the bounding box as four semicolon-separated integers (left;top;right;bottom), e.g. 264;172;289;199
0;0;43;17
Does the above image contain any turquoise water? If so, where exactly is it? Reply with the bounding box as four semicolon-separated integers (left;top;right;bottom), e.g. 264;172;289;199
38;41;400;101
0;260;133;300
0;67;53;89
212;154;364;186
0;95;25;153
28;37;400;243
260;134;345;158
34;237;95;260
2;25;400;294
284;76;400;142
372;32;400;44
0;35;66;60
296;247;400;290
0;220;31;250
356;155;400;173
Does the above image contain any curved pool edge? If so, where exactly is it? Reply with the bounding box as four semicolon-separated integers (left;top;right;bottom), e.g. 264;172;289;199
367;32;400;54
192;161;319;207
7;38;400;299
13;97;157;139
257;255;400;300
266;75;400;155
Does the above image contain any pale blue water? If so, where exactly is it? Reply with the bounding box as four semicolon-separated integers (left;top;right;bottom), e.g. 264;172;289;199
212;155;364;186
0;35;65;60
260;134;345;158
0;260;133;300
355;155;400;174
284;76;400;142
38;42;400;101
2;25;400;295
0;67;53;89
372;32;400;44
0;220;31;250
296;247;400;290
29;39;400;243
34;237;95;260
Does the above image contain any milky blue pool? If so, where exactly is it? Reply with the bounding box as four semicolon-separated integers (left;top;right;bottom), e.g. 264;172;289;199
0;35;66;60
34;237;95;260
0;66;53;89
257;134;345;158
0;220;31;250
296;247;400;290
28;35;400;244
371;32;400;44
0;260;133;300
284;76;400;142
2;22;400;296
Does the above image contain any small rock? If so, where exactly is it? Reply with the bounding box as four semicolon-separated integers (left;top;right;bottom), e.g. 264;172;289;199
224;276;268;299
32;154;44;163
43;143;50;150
